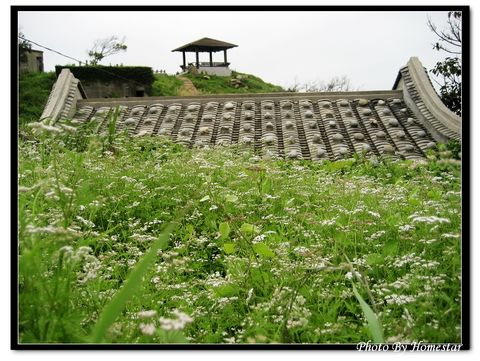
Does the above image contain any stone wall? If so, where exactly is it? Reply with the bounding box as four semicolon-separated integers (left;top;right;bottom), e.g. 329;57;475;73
19;50;44;74
197;66;232;77
80;80;146;99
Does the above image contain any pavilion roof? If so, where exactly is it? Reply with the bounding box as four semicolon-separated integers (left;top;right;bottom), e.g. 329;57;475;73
172;37;238;52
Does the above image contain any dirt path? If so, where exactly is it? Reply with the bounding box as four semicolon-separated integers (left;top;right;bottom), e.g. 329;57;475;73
177;76;199;96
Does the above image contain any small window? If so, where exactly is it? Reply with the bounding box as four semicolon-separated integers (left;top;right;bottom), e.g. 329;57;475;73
36;56;44;72
136;90;145;97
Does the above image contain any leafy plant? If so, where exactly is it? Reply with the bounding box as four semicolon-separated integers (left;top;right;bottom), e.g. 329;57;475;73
352;284;384;343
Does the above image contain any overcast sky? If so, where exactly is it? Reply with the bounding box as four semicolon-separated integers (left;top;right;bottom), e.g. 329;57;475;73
18;10;456;90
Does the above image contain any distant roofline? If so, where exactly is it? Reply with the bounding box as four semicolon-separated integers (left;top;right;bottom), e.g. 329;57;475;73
78;89;403;108
172;37;238;52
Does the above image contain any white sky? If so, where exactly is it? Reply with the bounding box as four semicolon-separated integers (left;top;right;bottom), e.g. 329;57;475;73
18;10;456;90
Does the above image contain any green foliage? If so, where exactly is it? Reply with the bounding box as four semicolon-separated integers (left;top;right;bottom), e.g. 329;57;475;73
151;73;184;96
185;71;284;94
430;57;461;116
18;32;32;63
55;65;155;87
18;72;57;125
428;11;462;116
223;243;236;254
446;140;461;159
252;243;275;258
18;129;461;344
352;284;384;343
218;222;231;240
90;221;178;343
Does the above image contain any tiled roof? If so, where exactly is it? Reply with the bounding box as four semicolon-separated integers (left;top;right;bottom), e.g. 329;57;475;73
172;37;238;52
72;93;434;161
41;57;461;161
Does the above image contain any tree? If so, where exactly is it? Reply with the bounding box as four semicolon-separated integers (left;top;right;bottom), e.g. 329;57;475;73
87;35;127;66
428;12;462;116
287;75;356;93
18;31;32;64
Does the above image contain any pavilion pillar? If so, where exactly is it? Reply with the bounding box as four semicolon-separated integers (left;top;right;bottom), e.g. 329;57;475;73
224;50;227;65
182;51;186;69
195;51;199;68
209;51;213;67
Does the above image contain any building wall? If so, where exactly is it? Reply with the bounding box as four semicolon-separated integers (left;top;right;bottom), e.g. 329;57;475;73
198;66;232;77
20;50;44;74
80;80;146;98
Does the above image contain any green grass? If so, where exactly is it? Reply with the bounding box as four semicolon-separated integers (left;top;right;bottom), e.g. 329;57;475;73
185;71;284;94
18;123;462;344
151;73;184;96
19;71;57;125
151;71;284;96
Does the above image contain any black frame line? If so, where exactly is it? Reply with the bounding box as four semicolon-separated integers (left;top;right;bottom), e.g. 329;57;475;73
11;4;470;351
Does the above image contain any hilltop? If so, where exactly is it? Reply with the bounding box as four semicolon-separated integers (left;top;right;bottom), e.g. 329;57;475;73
152;71;284;96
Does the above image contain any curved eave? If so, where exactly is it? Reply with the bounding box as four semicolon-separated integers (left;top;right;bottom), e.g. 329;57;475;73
394;57;461;142
171;45;237;53
40;68;87;123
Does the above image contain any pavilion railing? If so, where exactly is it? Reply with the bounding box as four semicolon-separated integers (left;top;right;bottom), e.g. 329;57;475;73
198;62;230;67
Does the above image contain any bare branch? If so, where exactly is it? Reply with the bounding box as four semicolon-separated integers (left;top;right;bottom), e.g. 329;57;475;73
87;35;127;65
427;14;462;55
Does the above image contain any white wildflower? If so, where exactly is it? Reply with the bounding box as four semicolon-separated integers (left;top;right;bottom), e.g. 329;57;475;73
199;195;210;202
76;246;93;257
137;310;157;319
398;224;415;232
60;186;73;195
224;336;236;343
252;234;266;244
345;270;361;281
159;310;193;331
293;246;309;256
409;215;450;224
366;230;385;241
385;294;416;305
419;238;438;244
139;323;156;336
58;245;74;257
441;233;460;239
246;288;254;304
25;224;81;237
76;216;95;228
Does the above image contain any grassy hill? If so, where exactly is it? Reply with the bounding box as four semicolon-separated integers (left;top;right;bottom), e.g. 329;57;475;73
184;71;284;94
151;71;284;96
151;73;184;96
18;72;57;125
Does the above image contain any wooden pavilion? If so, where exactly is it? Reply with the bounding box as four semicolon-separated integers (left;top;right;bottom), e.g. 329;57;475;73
172;37;238;76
